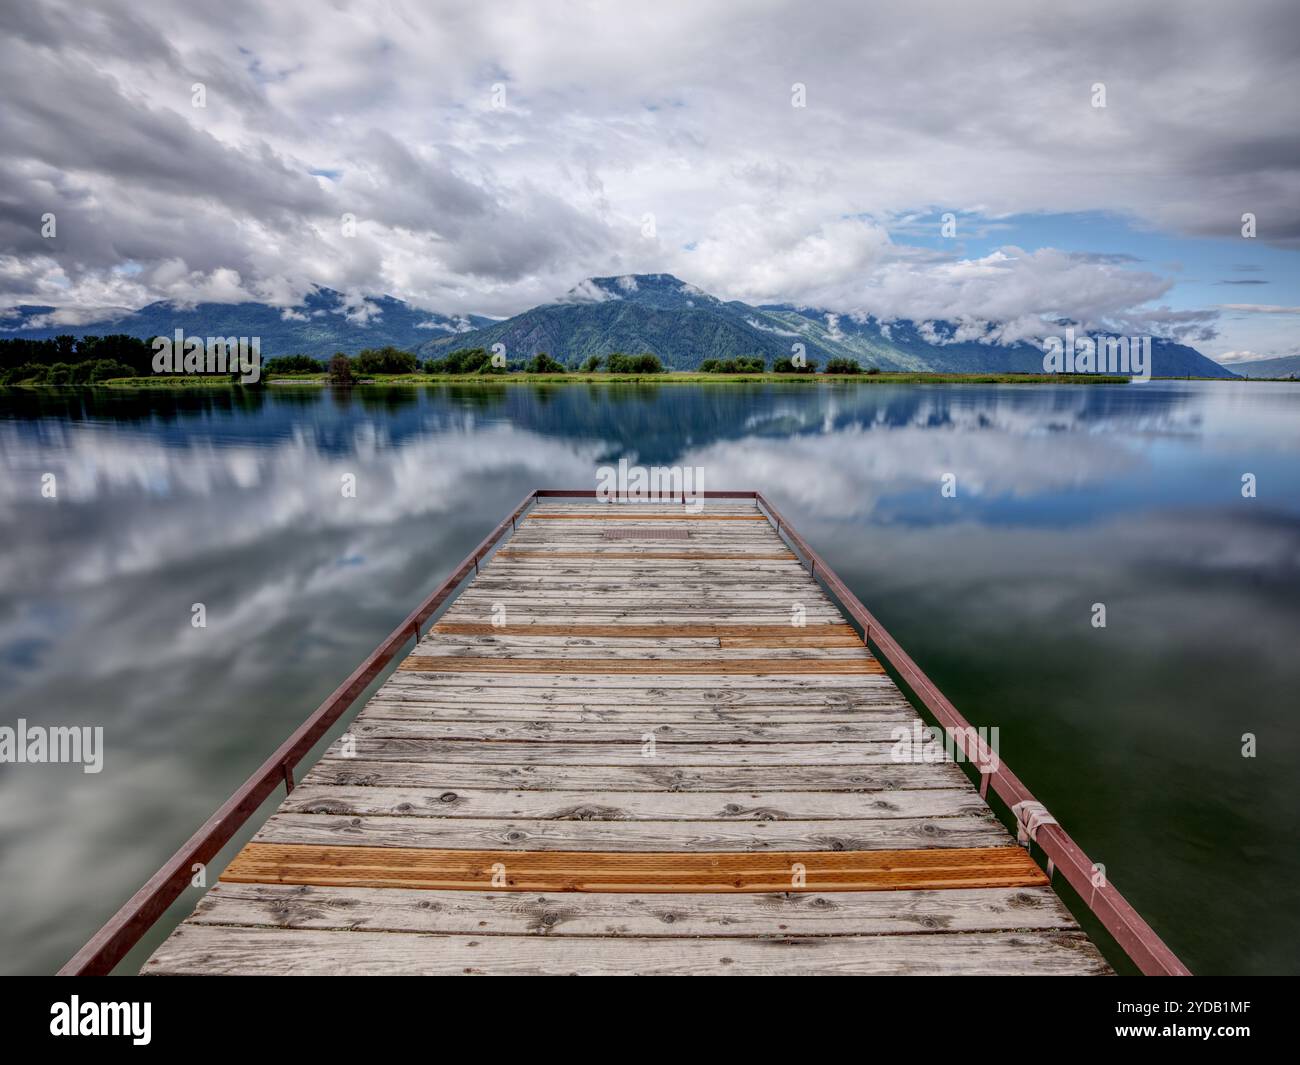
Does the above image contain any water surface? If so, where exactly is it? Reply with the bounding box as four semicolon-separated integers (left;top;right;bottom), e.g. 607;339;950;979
1;380;1297;974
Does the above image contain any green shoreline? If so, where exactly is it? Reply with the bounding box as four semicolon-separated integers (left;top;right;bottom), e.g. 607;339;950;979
8;371;1290;392
3;371;1149;391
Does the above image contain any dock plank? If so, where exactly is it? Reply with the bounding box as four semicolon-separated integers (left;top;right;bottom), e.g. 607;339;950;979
276;783;989;820
186;881;1082;936
249;813;1009;852
397;657;886;675
301;760;973;792
432;623;854;637
223;843;1047;891
356;701;912;723
142;926;1110;976
342;720;910;742
320;739;932;765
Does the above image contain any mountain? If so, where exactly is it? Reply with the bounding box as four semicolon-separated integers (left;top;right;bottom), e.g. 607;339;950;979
2;273;1235;376
419;273;1236;378
0;287;495;357
418;274;823;368
1229;354;1300;379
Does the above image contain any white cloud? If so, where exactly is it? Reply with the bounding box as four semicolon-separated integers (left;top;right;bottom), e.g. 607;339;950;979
562;279;619;303
836;246;1212;342
1219;305;1300;314
1;0;1296;336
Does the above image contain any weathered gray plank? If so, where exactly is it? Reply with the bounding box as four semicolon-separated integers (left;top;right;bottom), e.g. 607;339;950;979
344;719;910;743
358;701;912;723
375;672;897;688
302;759;972;792
187;882;1081;936
375;675;903;700
323;738;934;765
407;645;871;662
142;926;1110;975
251;812;1007;851
278;784;989;821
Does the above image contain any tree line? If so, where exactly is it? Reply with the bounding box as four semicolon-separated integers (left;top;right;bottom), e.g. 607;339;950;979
0;335;154;386
312;348;881;377
285;348;673;381
2;334;885;387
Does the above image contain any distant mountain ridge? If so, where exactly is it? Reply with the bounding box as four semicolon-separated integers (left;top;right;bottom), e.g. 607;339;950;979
1;286;495;357
419;273;1234;377
2;273;1235;377
1230;354;1300;378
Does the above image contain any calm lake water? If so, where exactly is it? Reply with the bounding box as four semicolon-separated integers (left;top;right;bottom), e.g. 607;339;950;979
1;380;1298;975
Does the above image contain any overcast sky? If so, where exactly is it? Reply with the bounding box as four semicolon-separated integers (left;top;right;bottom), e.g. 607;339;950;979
2;0;1298;360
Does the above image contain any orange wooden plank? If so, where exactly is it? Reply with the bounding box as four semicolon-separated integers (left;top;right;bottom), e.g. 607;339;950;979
222;843;1047;893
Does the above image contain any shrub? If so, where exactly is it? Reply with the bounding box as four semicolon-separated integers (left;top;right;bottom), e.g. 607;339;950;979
90;359;136;382
700;356;765;374
353;346;418;375
772;357;817;374
1;362;49;386
605;352;664;374
865;366;882;376
328;353;354;384
525;352;567;374
824;357;862;374
264;354;323;374
63;360;133;384
580;354;603;373
426;347;494;374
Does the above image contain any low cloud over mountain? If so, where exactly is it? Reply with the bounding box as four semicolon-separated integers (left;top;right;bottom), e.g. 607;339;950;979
1;273;1234;377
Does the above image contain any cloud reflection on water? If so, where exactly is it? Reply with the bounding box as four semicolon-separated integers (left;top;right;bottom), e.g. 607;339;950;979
0;380;1298;974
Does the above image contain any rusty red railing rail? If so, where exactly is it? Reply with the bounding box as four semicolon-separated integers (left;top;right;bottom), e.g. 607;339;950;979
60;487;1188;976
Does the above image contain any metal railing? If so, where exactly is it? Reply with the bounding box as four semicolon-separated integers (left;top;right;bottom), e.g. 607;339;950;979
59;488;1188;976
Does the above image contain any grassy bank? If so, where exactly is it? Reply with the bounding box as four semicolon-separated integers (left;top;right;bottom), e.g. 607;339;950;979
58;370;1137;389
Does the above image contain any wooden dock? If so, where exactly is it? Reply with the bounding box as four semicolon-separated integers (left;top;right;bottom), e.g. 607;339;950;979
143;498;1111;975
